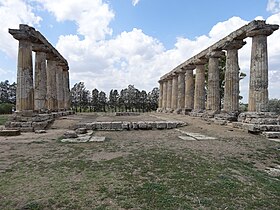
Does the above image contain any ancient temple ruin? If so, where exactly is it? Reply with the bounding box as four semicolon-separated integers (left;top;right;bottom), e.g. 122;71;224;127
5;24;73;132
158;20;279;115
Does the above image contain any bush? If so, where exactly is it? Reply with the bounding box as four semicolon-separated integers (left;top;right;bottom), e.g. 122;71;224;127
0;103;14;114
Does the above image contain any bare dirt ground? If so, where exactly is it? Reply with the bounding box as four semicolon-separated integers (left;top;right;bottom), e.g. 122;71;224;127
0;112;279;209
0;112;279;174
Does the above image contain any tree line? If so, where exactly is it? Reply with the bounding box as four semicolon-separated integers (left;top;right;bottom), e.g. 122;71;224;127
70;82;159;112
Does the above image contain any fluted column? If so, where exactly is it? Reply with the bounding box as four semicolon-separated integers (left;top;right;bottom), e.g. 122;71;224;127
162;80;168;109
16;39;34;111
185;69;195;110
34;51;47;111
171;74;178;110
166;77;173;109
247;28;275;112
224;40;246;112
63;70;70;109
158;81;163;109
207;51;225;112
56;65;64;110
177;70;186;110
47;59;58;111
194;62;206;111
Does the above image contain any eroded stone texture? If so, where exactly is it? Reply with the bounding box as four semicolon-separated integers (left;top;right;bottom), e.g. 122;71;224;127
158;81;163;109
162;80;168;109
34;51;47;111
185;70;194;110
177;71;186;111
247;28;274;112
207;51;224;112
56;65;64;110
171;74;178;110
47;60;58;111
63;70;71;109
16;39;34;111
194;63;206;111
224;40;245;112
166;78;173;109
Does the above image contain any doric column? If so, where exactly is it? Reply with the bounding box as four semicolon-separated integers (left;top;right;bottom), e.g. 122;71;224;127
63;70;70;109
206;51;225;112
33;44;49;112
46;58;58;111
166;77;173;109
177;70;186;110
56;64;64;110
162;80;168;109
223;40;246;112
158;80;163;109
16;39;34;111
247;27;276;112
194;60;207;111
171;74;178;110
185;69;195;110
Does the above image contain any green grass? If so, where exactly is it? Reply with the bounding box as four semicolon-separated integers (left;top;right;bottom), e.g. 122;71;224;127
0;146;279;210
0;114;9;125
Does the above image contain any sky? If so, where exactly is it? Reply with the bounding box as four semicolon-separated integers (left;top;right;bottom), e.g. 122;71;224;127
0;0;280;102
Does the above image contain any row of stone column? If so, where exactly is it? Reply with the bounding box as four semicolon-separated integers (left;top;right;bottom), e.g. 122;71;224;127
159;28;274;113
16;38;70;112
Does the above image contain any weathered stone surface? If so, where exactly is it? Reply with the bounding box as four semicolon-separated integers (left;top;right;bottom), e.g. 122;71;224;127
115;112;140;116
0;129;21;136
32;121;49;130
34;130;46;134
262;131;280;138
185;70;194;110
194;64;206;111
111;122;123;130
101;122;112;130
156;122;167;129
63;130;78;138
171;74;178;110
76;128;87;134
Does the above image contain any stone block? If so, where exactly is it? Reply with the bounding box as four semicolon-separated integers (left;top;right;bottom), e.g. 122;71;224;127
0;129;21;136
10;122;22;127
262;132;280;138
147;121;157;129
32;121;49;130
101;122;112;130
85;123;95;130
122;122;130;130
64;130;78;138
21;122;32;127
20;127;34;132
111;122;123;130
138;121;147;130
167;122;177;129
132;122;139;130
156;122;167;129
95;122;102;130
35;130;46;134
76;128;87;134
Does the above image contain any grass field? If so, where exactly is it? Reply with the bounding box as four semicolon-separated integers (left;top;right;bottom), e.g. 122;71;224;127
0;114;9;125
0;139;279;209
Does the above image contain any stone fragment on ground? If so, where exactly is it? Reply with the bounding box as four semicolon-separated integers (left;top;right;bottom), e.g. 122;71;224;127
178;135;196;141
63;130;78;138
176;129;217;140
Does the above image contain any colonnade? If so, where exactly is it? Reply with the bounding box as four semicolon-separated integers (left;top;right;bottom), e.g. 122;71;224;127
9;24;70;113
158;20;279;114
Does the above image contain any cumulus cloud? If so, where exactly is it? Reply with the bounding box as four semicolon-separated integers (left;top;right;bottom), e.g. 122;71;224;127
0;0;41;57
132;0;140;6
267;0;280;13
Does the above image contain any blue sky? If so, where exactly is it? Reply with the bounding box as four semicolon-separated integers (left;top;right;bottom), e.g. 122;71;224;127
1;0;280;102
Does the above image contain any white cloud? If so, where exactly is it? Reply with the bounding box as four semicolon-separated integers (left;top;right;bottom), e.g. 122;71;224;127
132;0;140;6
35;0;114;41
267;0;280;13
0;0;41;57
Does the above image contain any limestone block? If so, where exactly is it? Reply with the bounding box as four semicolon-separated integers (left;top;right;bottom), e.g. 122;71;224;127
156;122;167;129
95;122;102;130
0;130;21;136
76;128;87;134
147;121;157;129
138;121;147;130
132;122;139;130
262;132;280;138
64;130;78;138
122;122;130;130
10;122;22;127
111;122;123;130
35;130;46;134
167;122;177;129
20;127;34;132
32;121;49;130
101;122;112;130
85;123;95;130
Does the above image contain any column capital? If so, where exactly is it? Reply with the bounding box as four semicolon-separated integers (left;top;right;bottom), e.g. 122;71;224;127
247;25;279;37
192;58;208;66
223;39;246;50
206;50;225;58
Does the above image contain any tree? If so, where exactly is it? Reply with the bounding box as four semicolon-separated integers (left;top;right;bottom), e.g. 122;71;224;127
92;88;99;112
70;82;89;112
108;89;119;112
149;87;159;111
268;98;280;114
0;80;16;104
98;91;107;112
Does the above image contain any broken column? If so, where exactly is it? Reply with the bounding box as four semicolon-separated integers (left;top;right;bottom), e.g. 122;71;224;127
194;61;207;112
223;40;246;112
171;73;178;110
247;25;278;112
207;51;224;112
185;68;195;110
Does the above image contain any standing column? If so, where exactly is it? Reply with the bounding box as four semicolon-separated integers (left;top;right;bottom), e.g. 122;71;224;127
247;28;276;112
63;69;71;109
158;80;163;109
207;51;225;112
194;62;206;111
162;80;168;109
166;77;173;109
177;70;186;111
56;64;64;110
224;40;245;112
185;69;195;110
171;74;178;110
47;58;58;111
16;39;34;111
34;50;47;112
